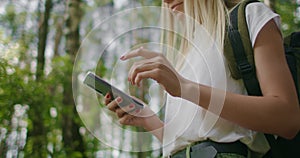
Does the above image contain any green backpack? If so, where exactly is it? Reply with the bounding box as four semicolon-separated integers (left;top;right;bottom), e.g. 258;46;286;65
224;0;300;157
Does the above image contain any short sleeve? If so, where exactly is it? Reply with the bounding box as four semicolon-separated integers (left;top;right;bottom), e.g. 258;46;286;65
245;3;281;47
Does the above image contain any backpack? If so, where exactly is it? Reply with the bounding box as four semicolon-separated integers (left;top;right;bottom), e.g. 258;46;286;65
224;0;300;157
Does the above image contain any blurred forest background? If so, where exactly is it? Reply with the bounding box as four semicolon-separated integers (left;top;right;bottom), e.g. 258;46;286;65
0;0;299;158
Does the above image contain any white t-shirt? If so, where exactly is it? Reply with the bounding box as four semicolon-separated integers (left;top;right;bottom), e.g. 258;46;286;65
162;3;281;157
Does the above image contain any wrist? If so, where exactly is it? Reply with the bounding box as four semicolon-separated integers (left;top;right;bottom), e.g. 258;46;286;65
142;114;164;142
142;114;164;132
180;78;200;104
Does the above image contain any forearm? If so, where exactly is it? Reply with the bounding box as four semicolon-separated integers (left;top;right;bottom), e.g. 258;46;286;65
143;115;164;142
180;78;300;139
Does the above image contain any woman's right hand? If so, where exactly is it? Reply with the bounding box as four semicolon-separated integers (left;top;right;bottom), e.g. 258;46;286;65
104;93;164;141
103;93;153;127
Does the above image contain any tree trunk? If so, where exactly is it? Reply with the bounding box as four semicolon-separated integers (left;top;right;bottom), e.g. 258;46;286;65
36;0;52;80
25;0;52;157
62;0;86;156
54;17;64;57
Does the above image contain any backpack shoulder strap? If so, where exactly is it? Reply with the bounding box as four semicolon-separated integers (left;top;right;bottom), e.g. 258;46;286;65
284;32;300;101
224;0;261;96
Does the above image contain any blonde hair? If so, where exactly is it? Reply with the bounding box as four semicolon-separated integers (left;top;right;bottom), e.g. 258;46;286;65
161;0;241;69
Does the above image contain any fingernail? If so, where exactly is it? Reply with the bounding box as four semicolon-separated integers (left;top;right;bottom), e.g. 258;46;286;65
106;94;110;99
120;55;125;60
117;97;122;103
135;109;140;113
129;104;135;109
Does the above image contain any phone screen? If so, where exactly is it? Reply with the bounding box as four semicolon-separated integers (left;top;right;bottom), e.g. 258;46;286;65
83;72;144;109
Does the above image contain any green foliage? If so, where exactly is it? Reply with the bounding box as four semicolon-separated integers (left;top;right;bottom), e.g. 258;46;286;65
136;0;162;6
276;1;300;36
93;0;114;6
4;4;16;34
0;42;78;157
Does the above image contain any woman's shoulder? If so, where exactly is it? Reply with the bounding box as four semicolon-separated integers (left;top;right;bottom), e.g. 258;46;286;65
245;2;280;26
246;2;274;14
245;2;281;47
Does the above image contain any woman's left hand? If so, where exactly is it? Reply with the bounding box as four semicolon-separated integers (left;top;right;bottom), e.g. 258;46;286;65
120;47;184;97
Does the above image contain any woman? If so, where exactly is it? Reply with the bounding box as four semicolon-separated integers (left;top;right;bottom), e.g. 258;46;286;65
104;0;300;157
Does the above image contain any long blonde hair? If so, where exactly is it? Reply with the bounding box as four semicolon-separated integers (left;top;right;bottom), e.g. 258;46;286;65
161;0;241;68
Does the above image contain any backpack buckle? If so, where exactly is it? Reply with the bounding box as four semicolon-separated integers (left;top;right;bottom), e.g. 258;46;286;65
238;62;253;76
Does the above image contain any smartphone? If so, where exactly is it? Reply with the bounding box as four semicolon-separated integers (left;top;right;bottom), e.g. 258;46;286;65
83;72;144;109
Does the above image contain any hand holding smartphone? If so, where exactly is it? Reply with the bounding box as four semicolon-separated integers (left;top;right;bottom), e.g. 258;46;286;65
83;72;144;109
